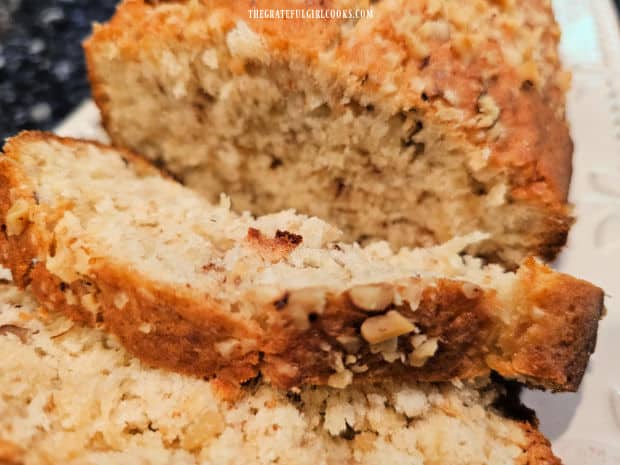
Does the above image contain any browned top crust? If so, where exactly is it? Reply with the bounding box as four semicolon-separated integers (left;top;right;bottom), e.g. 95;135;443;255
86;0;573;209
0;132;601;392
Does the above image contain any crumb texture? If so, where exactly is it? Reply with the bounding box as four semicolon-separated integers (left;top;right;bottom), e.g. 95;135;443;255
85;0;574;266
0;284;561;465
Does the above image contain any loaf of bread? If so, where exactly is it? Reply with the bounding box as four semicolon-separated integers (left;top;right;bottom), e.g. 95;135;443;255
85;0;574;266
0;132;602;392
0;282;562;465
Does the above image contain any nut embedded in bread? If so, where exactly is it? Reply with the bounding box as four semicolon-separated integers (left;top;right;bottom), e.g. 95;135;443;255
0;283;561;465
0;132;603;391
85;0;574;267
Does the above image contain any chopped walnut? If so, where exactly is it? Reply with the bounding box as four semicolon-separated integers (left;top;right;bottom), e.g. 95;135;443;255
370;337;398;355
349;284;393;312
113;292;129;309
409;335;439;367
327;369;353;388
329;351;346;373
5;198;31;236
475;94;501;128
214;338;240;357
397;282;423;311
351;364;369;374
370;337;403;363
138;323;152;334
361;311;416;344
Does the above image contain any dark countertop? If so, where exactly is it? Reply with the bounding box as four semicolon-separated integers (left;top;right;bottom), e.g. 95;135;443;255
0;1;117;141
0;1;618;141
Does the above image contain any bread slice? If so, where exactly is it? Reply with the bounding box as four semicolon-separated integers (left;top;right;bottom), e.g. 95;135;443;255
85;0;574;266
0;132;602;391
0;282;562;465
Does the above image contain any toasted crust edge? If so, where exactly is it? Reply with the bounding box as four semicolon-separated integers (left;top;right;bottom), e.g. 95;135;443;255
512;259;604;392
517;424;563;465
0;131;263;388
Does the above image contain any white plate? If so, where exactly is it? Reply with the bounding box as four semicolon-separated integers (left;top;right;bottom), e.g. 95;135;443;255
51;0;620;462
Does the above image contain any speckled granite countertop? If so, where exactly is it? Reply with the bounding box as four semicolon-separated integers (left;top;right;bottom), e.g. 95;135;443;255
0;1;117;140
0;1;618;141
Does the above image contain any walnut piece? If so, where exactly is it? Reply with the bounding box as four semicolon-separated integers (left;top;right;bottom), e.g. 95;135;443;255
327;369;353;388
476;94;501;128
349;284;393;312
5;198;31;236
214;338;240;357
409;335;439;367
361;310;415;344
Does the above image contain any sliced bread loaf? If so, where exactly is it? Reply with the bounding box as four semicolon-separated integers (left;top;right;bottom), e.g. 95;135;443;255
0;132;603;391
85;0;574;266
0;283;561;465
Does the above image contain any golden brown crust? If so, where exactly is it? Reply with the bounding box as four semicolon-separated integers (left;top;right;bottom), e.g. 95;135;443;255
85;0;575;263
27;262;263;386
268;264;603;392
0;131;167;286
0;440;23;465
518;423;563;465
0;132;264;387
506;258;604;391
0;132;601;392
263;280;496;387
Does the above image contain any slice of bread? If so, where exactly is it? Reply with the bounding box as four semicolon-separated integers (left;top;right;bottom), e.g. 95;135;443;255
0;283;561;465
0;132;603;391
85;0;574;266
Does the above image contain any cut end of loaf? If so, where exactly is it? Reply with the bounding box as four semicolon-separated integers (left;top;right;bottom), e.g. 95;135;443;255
0;132;602;393
84;0;574;267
